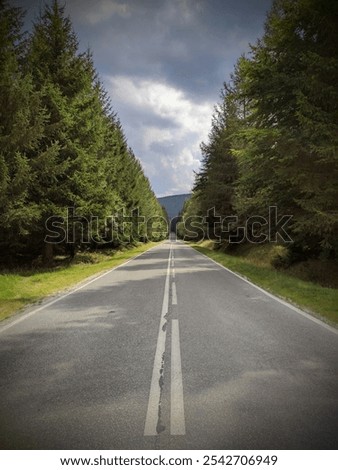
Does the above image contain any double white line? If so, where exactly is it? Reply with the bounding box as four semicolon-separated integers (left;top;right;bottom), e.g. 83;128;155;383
144;245;185;436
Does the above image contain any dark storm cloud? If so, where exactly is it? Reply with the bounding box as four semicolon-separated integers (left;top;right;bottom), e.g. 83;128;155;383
12;0;273;195
65;0;272;100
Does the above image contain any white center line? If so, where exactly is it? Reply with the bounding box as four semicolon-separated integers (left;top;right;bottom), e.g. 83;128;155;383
172;281;177;305
144;245;172;436
170;319;185;435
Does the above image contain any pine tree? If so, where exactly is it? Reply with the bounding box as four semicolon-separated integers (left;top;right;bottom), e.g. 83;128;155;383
26;1;115;261
187;65;244;241
1;0;166;264
233;0;338;254
0;0;46;263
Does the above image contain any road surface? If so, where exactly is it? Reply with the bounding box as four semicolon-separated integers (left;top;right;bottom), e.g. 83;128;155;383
1;239;338;449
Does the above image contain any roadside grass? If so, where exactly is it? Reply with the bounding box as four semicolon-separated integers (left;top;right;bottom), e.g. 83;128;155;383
0;242;162;322
191;241;338;326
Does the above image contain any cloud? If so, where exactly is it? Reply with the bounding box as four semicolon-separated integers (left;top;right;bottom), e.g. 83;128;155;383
64;0;272;108
108;76;212;136
14;0;273;196
75;0;131;25
105;75;214;195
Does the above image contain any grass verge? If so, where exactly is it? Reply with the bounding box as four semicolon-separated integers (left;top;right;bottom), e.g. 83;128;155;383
191;241;338;326
0;242;162;322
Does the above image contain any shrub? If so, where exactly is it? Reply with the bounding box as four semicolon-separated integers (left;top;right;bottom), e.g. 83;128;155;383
270;245;291;269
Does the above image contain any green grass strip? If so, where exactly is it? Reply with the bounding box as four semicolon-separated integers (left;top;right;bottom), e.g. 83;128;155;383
191;243;338;326
0;242;162;322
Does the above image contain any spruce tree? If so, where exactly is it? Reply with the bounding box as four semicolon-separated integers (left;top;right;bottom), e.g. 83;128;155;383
233;0;338;254
0;0;46;263
26;1;114;261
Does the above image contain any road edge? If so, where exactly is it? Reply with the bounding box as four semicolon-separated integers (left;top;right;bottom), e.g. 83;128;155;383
189;244;338;336
0;242;165;334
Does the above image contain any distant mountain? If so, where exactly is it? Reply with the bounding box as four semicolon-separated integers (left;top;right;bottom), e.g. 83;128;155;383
158;193;191;220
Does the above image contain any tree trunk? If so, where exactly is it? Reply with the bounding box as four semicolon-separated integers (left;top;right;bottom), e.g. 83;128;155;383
43;240;54;266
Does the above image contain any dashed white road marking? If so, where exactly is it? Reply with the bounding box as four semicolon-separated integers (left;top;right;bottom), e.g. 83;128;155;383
172;282;178;305
144;245;172;436
170;319;185;435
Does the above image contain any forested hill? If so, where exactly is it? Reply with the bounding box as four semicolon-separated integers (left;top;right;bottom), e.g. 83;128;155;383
0;0;166;266
158;194;191;220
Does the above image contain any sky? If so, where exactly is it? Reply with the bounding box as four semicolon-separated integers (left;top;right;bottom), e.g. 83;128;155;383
13;0;273;196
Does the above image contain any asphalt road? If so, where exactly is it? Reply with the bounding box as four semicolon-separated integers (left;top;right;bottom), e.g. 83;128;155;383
1;239;338;449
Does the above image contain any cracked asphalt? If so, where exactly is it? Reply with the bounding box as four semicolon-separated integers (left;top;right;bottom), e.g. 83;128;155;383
0;240;338;449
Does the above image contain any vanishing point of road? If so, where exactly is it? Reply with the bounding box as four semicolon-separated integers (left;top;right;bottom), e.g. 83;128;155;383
1;239;337;449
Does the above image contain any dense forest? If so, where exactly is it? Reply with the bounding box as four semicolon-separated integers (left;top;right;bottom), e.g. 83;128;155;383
178;0;338;264
0;0;167;266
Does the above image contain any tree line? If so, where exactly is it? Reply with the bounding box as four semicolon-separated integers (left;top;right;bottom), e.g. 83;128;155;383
179;0;338;262
0;0;167;266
